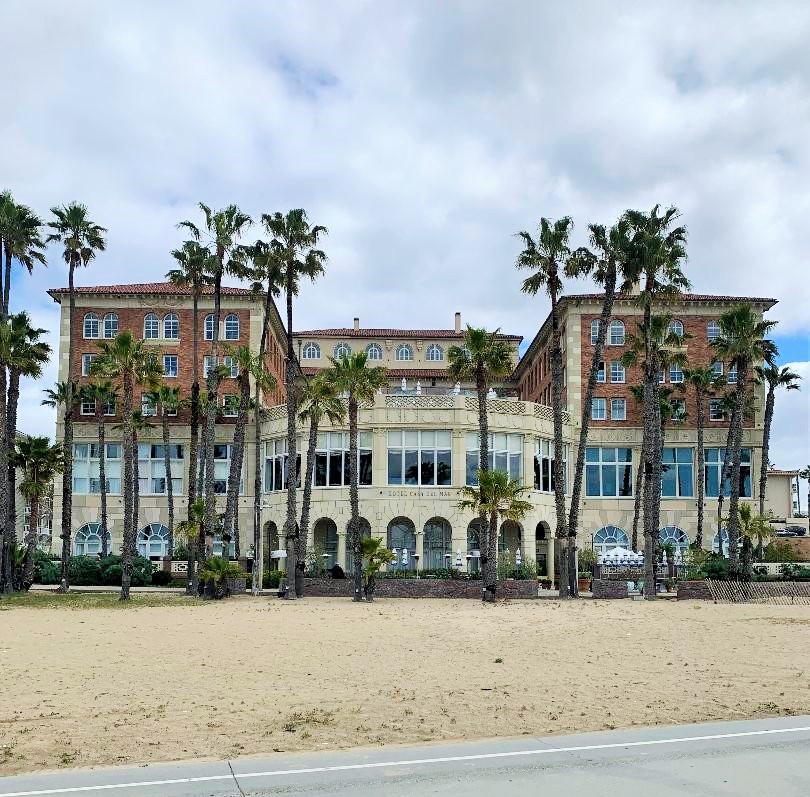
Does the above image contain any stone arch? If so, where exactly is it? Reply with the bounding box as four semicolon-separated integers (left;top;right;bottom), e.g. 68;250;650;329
423;517;452;570
499;519;522;555
535;521;551;575
264;521;279;571
313;518;338;568
387;517;416;570
467;518;484;573
344;517;371;569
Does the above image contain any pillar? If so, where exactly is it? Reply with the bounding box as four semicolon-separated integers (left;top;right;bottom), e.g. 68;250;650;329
415;531;424;572
547;535;555;587
337;531;347;571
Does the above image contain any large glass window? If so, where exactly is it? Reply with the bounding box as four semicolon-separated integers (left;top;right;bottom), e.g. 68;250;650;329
396;344;414;361
334;342;351;359
138;443;184;495
103;313;118;338
302;342;320;360
143;313;159;339
466;432;522;485
387;430;451;486
73;443;122;494
590;319;601;345
591;398;607;420
534;438;567;493
163;313;179;339
669;319;684;337
83;313;99;339
609;320;625;345
264;438;301;492
585;447;633;497
727;364;738;384
387;517;416;569
74;523;111;556
81;353;96;377
596;361;606;383
426;344;443;361
222;355;238;378
313;431;372;487
365;343;382;360
610;398;626;421
707;320;721;341
204;314;215;341
163;354;178;378
705;448;752;497
709;399;724;421
593;525;630;554
661;447;694;497
423;518;452;569
610;360;625;383
138;523;169;558
659;526;689;554
224;314;239;340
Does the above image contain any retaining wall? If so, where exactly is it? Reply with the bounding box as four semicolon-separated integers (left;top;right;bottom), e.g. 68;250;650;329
301;578;538;599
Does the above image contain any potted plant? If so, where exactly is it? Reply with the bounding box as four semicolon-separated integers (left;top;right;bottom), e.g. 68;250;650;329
577;549;596;592
362;537;395;602
199;556;247;599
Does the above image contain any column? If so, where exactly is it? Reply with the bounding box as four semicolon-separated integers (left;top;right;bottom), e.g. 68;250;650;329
415;531;424;573
337;531;347;571
522;435;535;489
547;535;555;587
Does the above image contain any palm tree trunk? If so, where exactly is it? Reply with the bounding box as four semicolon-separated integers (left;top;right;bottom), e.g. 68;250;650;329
283;272;298;600
195;429;208;595
21;494;39;590
727;360;749;577
299;417;318;587
716;405;738;534
132;430;140;556
98;417;108;556
695;388;706;549
476;370;495;602
631;464;644;551
120;374;134;600
348;397;362;602
759;387;775;518
186;292;200;593
2;241;11;318
162;412;174;559
0;366;8;593
203;275;222;550
223;377;250;559
5;367;21;586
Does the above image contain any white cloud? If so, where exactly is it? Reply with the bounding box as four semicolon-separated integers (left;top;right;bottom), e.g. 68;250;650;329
768;361;810;471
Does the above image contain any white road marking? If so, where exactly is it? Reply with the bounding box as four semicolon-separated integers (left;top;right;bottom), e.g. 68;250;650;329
1;724;809;796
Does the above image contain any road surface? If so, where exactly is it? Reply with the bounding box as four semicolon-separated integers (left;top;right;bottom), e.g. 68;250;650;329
1;715;809;796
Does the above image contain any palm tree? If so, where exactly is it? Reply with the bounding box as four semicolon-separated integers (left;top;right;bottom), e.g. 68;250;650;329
83;380;117;555
41;381;80;592
725;502;772;580
46;202;106;585
298;372;345;594
563;216;631;592
126;409;155;555
516;217;574;598
755;364;801;518
261;209;327;599
459;469;532;598
620;206;689;600
178;204;252;549
13;436;63;590
0;192;47;320
326;352;386;602
176;497;205;595
680;367;726;548
90;331;161;599
447;327;513;601
167;240;214;554
799;466;810;520
712;304;777;577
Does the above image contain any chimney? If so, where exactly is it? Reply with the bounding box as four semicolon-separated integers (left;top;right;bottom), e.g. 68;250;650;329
353;317;360;330
454;312;461;333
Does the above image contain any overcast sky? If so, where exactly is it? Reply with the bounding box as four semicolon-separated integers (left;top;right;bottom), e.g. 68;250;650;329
3;0;809;473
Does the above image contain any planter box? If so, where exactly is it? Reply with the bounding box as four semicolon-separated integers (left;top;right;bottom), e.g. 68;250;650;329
676;580;712;600
591;579;629;599
226;577;246;595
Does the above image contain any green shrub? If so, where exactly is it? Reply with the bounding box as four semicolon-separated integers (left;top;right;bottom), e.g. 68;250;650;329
765;541;798;563
703;553;729;581
173;545;189;562
68;556;102;585
151;570;173;586
98;555;154;586
34;550;60;585
578;548;597;574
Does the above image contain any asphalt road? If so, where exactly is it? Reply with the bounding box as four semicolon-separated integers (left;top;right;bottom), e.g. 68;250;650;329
1;715;809;796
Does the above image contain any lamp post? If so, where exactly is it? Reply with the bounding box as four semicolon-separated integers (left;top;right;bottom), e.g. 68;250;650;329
321;552;330;577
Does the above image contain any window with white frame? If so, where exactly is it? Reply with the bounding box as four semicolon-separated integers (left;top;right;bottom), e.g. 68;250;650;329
138;523;169;558
74;523;111;556
204;314;215;341
138;443;184;495
608;320;625;345
586;447;633;497
163;354;178;378
669;364;684;383
387;430;451;486
72;443;122;494
83;313;100;339
590;319;601;345
659;526;690;554
593;525;630;554
80;398;95;416
222;395;239;417
670;397;686;421
426;344;443;361
709;399;724;421
533;438;567;493
314;431;372;487
727;364;738;384
713;528;729;555
611;398;626;420
334;342;351;359
81;353;96;376
203;355;216;377
163;313;179;339
222;355;238;378
302;342;320;360
610;360;625;383
141;395;156;416
596;361;605;383
661;447;693;497
143;313;159;339
224;314;239;340
103;313;118;338
591;397;607;420
365;343;382;360
707;320;721;341
466;432;522;485
705;448;751;497
711;361;723;378
395;344;414;361
659;370;666;384
264;438;300;492
669;319;684;337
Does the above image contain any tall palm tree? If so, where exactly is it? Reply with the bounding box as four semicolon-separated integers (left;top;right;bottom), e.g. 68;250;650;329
297;372;345;594
680;367;726;549
90;331;161;600
712;304;777;577
178;204;252;549
0;192;47;320
755;364;801;517
516;217;574;598
262;209;327;599
620;206;689;600
725;502;772;580
176;497;205;594
563;216;631;593
126;409;155;556
13;436;63;590
447;327;513;601
83;380;117;556
326;352;386;602
41;381;80;592
799;466;810;520
46;202;106;586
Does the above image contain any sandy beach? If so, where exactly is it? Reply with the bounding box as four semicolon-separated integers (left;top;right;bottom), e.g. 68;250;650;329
2;595;809;776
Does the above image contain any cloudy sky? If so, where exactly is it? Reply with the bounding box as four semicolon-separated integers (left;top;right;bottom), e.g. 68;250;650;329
3;0;808;472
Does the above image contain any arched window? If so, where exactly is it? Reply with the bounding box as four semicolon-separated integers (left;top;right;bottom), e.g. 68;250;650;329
669;319;684;337
334;342;352;359
707;320;721;342
365;343;383;361
163;313;179;339
590;319;601;345
143;313;159;339
499;520;522;555
396;344;414;361
103;313;118;338
204;314;215;341
83;313;100;339
423;517;452;569
137;523;169;558
467;519;483;574
313;518;338;568
387;517;416;569
712;529;729;556
593;525;630;554
659;526;689;554
426;344;443;362
608;320;625;346
224;314;239;340
344;518;371;570
263;521;279;571
73;523;111;556
302;342;320;360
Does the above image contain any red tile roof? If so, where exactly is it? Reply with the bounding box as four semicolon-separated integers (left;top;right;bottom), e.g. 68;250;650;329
768;469;800;476
568;292;777;306
295;328;522;341
48;282;254;300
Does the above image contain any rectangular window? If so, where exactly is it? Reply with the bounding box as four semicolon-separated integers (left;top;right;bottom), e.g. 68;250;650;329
163;354;178;378
590;320;600;345
671;398;686;421
610;398;626;421
591;398;607;420
138;443;184;495
81;354;96;377
72;443;123;495
711;361;723;378
661;447;694;497
659;370;666;384
585;447;634;497
669;364;684;383
203;355;216;378
466;432;522;485
104;400;116;416
263;438;301;492
596;361;605;383
141;396;156;417
610;360;625;383
705;448;752;498
313;431;373;488
223;356;239;378
709;399;724;421
727;365;738;384
80;399;95;416
387;429;452;487
533;438;568;494
222;395;239;417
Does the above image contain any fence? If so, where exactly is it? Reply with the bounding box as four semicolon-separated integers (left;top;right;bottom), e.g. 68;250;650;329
707;579;810;604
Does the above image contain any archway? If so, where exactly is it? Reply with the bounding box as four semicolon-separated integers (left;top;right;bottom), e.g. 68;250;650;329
423;517;452;570
138;523;169;559
499;520;522;556
659;526;689;555
313;518;338;569
74;523;111;557
467;519;483;573
344;517;371;570
593;525;630;555
535;521;551;576
387;517;416;570
264;521;279;571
